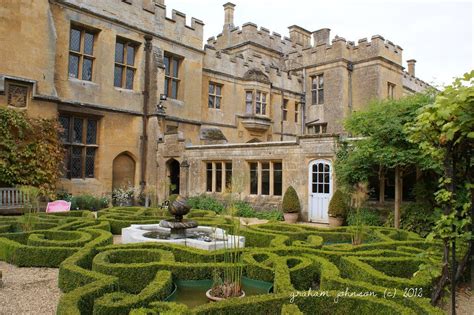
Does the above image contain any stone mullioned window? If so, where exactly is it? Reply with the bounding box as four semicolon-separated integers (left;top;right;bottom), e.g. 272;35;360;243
246;90;268;116
164;54;181;99
282;99;288;121
59;115;98;179
208;82;222;109
114;39;137;89
206;162;232;193
68;26;95;81
249;161;282;196
311;74;324;105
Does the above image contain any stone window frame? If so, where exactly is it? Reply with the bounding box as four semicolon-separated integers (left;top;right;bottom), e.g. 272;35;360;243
68;25;97;81
248;161;283;196
245;89;268;116
164;53;182;99
387;82;396;99
59;114;99;179
114;37;138;90
282;98;288;121
205;161;232;193
208;82;223;109
311;74;324;105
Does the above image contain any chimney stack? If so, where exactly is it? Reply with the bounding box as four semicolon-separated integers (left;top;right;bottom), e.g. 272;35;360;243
407;59;416;77
313;28;331;46
223;2;235;30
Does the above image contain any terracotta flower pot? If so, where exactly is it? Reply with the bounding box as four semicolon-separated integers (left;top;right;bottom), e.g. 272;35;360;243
283;213;298;223
206;289;245;302
328;216;344;227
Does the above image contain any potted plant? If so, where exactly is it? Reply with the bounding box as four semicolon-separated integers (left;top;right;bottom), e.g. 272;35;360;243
328;190;348;227
282;186;300;223
206;192;245;301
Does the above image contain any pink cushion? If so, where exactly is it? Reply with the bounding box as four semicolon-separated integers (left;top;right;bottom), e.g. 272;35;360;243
46;200;71;213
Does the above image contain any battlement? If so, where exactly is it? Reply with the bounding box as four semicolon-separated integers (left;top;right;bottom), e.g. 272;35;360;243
284;33;403;70
57;0;203;50
203;45;302;90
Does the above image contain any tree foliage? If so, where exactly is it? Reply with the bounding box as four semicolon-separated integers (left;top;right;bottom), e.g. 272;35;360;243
0;108;64;194
407;71;473;244
335;92;436;187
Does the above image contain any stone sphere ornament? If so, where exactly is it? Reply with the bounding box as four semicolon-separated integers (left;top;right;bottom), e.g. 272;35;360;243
168;195;192;221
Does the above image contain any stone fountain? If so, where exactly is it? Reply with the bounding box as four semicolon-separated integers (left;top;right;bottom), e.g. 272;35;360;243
159;195;198;239
122;195;245;251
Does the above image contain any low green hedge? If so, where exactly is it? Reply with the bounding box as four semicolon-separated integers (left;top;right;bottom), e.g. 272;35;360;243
0;206;445;314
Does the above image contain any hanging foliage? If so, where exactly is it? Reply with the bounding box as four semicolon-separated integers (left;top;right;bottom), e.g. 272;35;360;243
0;107;64;195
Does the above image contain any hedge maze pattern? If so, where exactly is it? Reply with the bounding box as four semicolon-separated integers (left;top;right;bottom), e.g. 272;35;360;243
0;207;443;314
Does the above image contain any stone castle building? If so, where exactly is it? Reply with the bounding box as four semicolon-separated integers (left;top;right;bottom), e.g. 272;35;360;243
0;0;430;221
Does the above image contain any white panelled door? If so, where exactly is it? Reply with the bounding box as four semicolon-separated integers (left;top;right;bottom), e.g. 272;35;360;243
308;160;333;223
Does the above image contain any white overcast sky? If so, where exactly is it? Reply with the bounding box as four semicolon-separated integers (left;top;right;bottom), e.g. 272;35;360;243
166;0;473;87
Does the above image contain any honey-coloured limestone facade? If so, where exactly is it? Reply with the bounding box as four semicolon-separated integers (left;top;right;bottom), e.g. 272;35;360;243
0;0;430;222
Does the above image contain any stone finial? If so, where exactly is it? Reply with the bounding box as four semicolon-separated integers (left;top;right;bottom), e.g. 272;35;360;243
223;2;236;30
407;59;416;76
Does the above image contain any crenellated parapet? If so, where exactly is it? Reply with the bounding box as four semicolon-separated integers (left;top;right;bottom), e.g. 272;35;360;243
55;0;203;50
211;22;302;56
285;33;404;70
203;45;302;92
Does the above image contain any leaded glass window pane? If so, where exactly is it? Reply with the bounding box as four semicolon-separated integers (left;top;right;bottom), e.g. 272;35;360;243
70;28;81;52
115;42;124;63
86;120;97;144
206;163;213;192
85;147;95;178
273;162;282;196
261;162;270;195
216;85;221;96
127;45;135;66
250;163;258;194
172;58;179;77
208;95;214;108
215;97;221;109
114;66;123;87
73;118;83;143
215;163;222;192
68;54;79;78
84;32;94;55
164;78;169;97
125;68;134;89
82;57;93;81
164;56;170;76
171;80;178;99
71;147;82;178
208;83;215;94
59;116;70;143
225;163;232;190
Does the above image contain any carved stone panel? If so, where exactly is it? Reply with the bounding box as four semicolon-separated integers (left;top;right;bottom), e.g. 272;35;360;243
7;83;29;108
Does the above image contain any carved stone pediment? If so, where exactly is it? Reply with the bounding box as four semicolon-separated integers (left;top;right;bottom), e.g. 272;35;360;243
242;68;270;84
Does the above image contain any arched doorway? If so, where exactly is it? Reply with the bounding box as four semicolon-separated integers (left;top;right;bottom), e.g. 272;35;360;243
308;160;333;223
112;153;136;189
167;159;180;195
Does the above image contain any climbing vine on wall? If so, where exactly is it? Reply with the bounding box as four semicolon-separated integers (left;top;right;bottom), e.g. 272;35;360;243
0;107;64;194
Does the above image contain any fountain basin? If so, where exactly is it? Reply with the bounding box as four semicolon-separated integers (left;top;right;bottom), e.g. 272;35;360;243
122;223;245;251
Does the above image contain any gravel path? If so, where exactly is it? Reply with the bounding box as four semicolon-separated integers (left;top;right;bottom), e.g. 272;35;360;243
0;262;60;315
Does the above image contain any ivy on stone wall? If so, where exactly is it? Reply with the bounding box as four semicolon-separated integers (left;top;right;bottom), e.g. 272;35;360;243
0;107;64;194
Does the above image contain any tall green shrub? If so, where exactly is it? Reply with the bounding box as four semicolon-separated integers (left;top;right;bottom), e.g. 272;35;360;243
328;190;348;218
282;186;301;214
